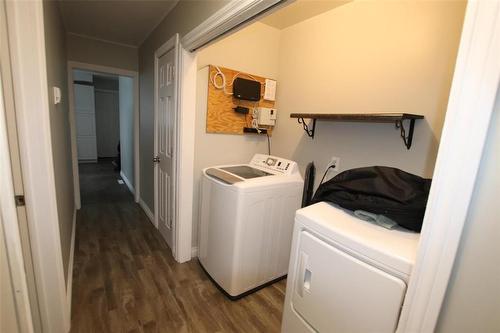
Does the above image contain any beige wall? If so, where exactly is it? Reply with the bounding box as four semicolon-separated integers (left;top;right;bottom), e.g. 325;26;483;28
138;0;229;211
67;33;138;71
271;1;466;184
436;86;500;333
191;1;465;247
43;0;74;282
193;22;281;245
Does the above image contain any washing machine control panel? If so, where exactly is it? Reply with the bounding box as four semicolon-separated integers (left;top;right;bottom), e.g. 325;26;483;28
250;154;297;175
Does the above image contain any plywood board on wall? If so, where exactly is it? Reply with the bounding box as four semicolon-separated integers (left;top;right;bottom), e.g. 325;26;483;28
206;65;275;135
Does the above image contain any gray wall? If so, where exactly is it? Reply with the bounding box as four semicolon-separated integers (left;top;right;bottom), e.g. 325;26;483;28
43;0;74;282
436;86;500;333
138;0;229;211
119;76;135;186
67;33;138;71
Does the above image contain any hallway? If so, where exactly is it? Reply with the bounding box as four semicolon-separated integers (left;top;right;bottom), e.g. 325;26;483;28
70;160;286;332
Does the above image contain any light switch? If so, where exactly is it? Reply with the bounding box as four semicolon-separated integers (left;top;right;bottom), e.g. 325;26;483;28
264;79;276;101
53;86;61;105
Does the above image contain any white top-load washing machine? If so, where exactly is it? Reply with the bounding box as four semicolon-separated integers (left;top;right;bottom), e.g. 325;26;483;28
199;154;303;299
282;202;419;333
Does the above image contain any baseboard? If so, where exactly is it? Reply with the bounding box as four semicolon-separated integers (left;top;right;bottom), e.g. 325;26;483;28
66;209;77;326
139;198;156;227
120;171;135;195
191;246;198;258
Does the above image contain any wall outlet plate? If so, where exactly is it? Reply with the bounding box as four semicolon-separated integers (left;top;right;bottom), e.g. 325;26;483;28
328;156;340;171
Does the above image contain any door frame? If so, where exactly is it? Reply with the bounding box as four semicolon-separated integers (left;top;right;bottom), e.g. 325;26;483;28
154;34;197;263
67;61;140;207
0;64;34;333
397;1;500;331
4;0;69;331
179;0;499;330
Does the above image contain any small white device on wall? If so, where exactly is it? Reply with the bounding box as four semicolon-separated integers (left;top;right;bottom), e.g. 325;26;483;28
52;86;61;105
256;107;277;126
264;78;277;101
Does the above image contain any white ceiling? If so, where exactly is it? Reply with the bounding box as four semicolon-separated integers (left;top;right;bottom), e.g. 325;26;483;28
59;0;179;47
260;0;351;30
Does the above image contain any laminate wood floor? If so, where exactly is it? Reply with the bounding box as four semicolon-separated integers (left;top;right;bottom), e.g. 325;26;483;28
71;160;286;333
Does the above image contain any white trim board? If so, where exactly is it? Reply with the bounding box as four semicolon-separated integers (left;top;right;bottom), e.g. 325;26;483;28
191;247;198;258
120;170;135;195
67;60;141;208
153;34;181;260
139;199;155;227
397;1;500;332
181;0;287;51
0;54;34;333
154;36;196;264
66;210;76;316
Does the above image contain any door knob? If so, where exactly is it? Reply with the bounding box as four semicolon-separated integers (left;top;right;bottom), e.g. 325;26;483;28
153;156;160;163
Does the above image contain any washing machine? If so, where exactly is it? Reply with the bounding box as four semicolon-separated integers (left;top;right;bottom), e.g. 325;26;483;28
198;154;303;299
282;202;419;333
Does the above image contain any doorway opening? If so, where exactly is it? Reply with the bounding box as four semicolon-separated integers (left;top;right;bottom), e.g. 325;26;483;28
68;63;140;208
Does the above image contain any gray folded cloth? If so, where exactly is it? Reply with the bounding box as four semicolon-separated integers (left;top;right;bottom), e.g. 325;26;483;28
354;210;398;229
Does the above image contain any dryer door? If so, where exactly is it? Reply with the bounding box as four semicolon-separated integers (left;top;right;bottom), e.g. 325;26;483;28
291;231;406;333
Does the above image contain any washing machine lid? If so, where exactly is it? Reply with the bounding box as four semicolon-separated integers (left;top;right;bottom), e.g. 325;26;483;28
295;202;419;276
219;165;272;179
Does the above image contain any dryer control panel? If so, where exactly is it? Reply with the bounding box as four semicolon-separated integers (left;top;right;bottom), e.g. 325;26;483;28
250;154;298;175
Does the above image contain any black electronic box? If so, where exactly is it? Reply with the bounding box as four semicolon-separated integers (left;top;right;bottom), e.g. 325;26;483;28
233;78;261;101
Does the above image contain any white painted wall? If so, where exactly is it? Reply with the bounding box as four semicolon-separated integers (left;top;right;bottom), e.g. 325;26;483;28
271;1;467;185
192;22;281;245
119;76;135;187
436;85;500;333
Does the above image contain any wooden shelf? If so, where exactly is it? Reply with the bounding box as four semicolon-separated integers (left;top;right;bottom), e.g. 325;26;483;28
289;113;424;149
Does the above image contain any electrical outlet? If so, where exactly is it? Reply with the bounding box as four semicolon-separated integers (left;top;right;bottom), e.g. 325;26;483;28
328;156;340;171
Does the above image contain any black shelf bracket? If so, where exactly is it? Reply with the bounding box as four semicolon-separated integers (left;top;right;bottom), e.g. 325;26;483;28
297;118;316;138
395;119;416;150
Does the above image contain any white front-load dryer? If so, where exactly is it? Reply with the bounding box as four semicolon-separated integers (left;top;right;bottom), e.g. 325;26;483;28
282;202;420;333
198;154;303;299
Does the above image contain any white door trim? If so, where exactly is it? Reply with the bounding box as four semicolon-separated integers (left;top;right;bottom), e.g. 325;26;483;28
153;36;177;231
0;63;34;333
154;35;195;263
176;47;196;263
181;0;287;51
67;61;140;207
5;0;69;331
397;1;500;332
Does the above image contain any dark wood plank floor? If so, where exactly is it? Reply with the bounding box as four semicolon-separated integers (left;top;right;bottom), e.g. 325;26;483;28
71;159;286;333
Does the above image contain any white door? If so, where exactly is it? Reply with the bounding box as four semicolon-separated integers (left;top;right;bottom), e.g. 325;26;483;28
95;90;119;158
74;83;97;161
155;45;178;250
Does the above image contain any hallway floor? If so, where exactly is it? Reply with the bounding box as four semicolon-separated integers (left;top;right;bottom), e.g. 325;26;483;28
71;160;286;332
